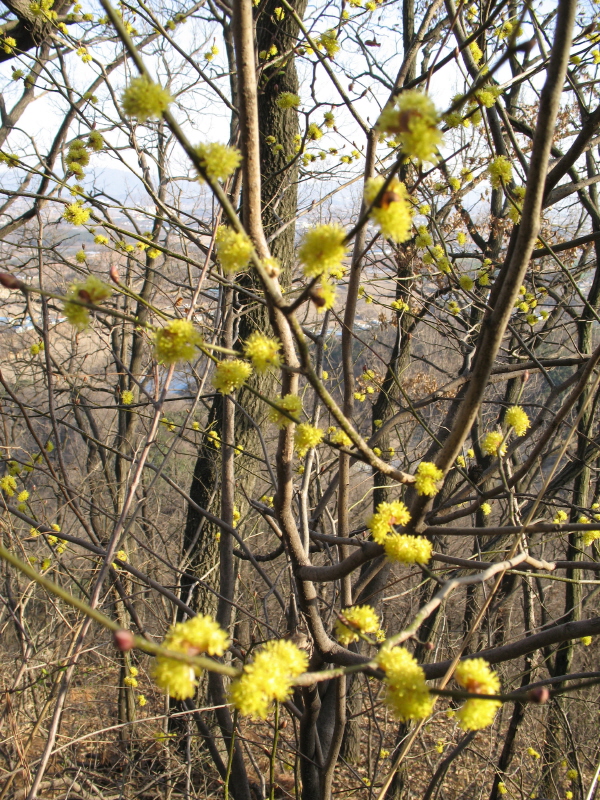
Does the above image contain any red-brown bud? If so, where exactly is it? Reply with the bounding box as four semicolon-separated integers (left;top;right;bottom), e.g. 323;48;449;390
113;629;134;651
109;264;120;284
527;686;550;704
0;272;25;291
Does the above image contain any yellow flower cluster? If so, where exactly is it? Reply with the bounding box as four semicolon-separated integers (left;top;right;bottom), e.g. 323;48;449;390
367;501;431;564
243;332;281;373
367;500;411;541
367;500;410;544
415;226;433;249
307;123;323;140
1;475;17;496
579;516;600;546
377;647;433;721
88;131;104;152
482;431;506;457
335;604;381;645
488;156;512;189
121;77;172;122
276;92;301;109
385;534;432;564
195;142;241;182
294;423;323;456
268;393;303;427
459;274;474;291
298;224;347;278
318;29;340;58
154;319;202;364
215;226;253;275
377;91;442;163
152;614;229;700
63;202;90;226
64;275;112;329
414;461;443;496
454;658;501;730
66;140;90;176
212;359;253;394
330;428;352;447
505;405;530;436
122;390;135;405
481;502;492;516
364;176;412;243
229;639;308;718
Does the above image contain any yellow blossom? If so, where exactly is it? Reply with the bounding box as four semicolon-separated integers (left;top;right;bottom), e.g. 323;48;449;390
498;782;507;795
313;280;336;309
215;226;253;275
505;405;530;436
580;515;600;546
294;423;323;456
276;92;300;109
307;123;323;140
229;639;308;718
298;224;347;278
335;604;381;645
527;747;540;759
481;502;492;516
0;475;17;496
377;91;442;163
63;202;91;226
243;332;281;373
469;41;483;64
121;77;172;122
384;533;432;564
154;319;202;364
17;490;29;503
207;430;221;448
364;176;412;243
269;394;303;427
152;614;230;700
482;431;506;457
318;29;340;58
122;390;134;405
138;695;147;706
330;429;352;447
455;658;501;731
377;647;433;721
367;500;411;542
460;274;474;291
323;110;335;127
414;461;443;496
64;275;112;329
212;359;253;394
195;142;241;182
488;156;512;189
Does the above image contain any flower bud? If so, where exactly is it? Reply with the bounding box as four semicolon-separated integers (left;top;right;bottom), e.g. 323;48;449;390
0;272;25;290
527;686;550;704
114;629;135;651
